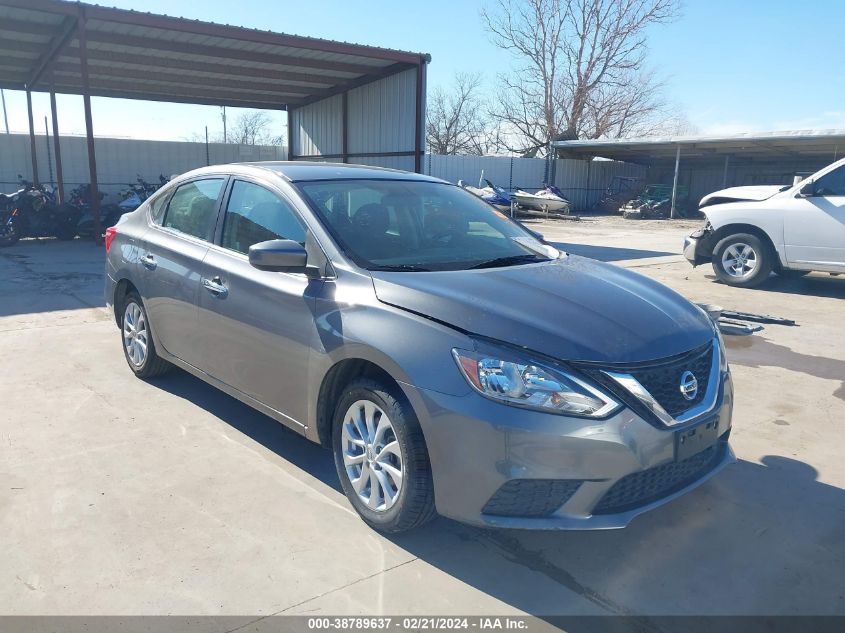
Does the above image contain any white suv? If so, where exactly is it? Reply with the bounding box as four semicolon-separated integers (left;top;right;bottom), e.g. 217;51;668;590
684;157;845;287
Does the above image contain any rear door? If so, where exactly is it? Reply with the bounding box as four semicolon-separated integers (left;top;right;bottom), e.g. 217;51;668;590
783;164;845;268
196;178;322;427
138;176;226;368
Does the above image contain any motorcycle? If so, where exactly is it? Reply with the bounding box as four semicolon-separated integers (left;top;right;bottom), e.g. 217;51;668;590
0;176;80;247
70;183;124;239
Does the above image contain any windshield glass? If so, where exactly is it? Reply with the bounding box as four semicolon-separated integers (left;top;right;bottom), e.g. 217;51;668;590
296;179;559;271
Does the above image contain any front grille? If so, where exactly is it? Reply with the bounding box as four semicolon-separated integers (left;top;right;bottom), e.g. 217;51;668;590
593;437;727;515
482;479;582;517
630;344;714;417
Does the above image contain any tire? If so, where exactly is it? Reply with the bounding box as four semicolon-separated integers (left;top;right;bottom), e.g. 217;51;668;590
120;291;171;379
0;217;21;247
332;378;436;533
711;233;773;288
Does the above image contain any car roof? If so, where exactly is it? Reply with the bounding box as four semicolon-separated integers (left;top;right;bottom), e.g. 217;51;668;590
179;161;449;184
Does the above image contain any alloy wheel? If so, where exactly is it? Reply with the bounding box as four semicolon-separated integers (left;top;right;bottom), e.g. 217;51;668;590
341;399;404;512
721;242;758;278
123;302;148;367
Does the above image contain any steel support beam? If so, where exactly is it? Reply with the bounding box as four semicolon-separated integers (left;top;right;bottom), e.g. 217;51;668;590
26;90;39;184
287;108;296;161
49;88;64;203
26;15;78;90
77;7;101;241
722;154;730;189
414;58;427;173
670;144;681;219
341;91;349;164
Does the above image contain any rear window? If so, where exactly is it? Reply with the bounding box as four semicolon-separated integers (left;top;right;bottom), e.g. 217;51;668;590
162;178;225;242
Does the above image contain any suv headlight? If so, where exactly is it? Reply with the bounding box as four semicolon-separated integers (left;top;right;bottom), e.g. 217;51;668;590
452;346;621;418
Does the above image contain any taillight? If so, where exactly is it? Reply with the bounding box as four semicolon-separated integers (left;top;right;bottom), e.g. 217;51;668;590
104;226;117;252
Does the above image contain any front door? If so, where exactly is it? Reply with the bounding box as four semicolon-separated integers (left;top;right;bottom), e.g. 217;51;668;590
197;178;322;427
783;165;845;269
138;177;226;367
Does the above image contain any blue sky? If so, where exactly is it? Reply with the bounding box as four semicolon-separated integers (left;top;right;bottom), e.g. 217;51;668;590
3;0;844;141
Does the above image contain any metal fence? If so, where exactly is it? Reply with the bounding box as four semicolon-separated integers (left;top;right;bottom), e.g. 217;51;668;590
1;133;644;211
0;133;287;202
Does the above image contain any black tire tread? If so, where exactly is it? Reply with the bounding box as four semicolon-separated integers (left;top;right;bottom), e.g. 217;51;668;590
121;291;171;379
711;232;774;288
333;377;436;533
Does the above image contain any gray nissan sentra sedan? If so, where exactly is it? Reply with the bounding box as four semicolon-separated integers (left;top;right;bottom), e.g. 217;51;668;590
104;162;734;533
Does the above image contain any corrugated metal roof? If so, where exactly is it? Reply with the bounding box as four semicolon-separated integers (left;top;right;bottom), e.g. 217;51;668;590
0;0;429;109
553;129;845;163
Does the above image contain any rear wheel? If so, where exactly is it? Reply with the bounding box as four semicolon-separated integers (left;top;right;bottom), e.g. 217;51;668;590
332;378;436;533
120;291;170;378
712;233;773;288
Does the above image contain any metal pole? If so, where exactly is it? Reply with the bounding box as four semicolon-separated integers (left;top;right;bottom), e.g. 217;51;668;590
722;154;730;189
414;58;424;173
341;91;349;164
26;90;39;184
78;7;101;240
221;106;227;144
287;108;295;161
1;89;9;134
44;116;53;186
205;125;210;166
50;89;65;203
670;144;680;219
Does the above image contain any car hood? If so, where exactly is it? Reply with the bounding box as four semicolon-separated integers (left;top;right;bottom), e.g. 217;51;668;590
370;255;714;364
699;185;784;208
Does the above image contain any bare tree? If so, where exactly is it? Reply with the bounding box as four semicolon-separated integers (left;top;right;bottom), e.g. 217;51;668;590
482;0;681;154
426;73;502;155
229;110;284;146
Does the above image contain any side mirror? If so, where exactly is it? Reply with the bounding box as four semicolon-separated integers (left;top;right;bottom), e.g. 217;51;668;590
248;239;310;274
798;180;816;197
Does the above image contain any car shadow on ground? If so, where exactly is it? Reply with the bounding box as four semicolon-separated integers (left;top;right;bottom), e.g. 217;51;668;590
548;241;676;262
151;368;845;618
705;272;845;300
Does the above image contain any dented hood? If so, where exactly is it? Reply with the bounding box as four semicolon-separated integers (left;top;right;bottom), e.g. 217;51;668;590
370;256;713;364
700;185;785;208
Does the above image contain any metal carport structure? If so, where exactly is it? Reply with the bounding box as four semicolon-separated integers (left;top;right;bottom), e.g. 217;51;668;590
553;130;845;216
0;0;429;236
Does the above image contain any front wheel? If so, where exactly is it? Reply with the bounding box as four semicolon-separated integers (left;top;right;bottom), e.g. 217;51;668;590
712;233;773;288
0;216;21;247
332;378;436;533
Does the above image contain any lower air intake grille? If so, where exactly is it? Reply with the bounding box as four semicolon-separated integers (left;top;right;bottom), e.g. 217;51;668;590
593;438;727;515
482;479;582;518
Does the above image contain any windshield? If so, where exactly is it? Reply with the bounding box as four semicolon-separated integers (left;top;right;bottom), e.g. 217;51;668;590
296;179;559;271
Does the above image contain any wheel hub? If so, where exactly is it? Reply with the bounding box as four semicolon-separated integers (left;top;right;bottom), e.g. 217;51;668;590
341;399;403;513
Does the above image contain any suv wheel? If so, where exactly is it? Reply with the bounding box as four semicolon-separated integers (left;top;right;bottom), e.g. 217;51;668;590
332;378;436;533
121;291;170;378
712;233;773;288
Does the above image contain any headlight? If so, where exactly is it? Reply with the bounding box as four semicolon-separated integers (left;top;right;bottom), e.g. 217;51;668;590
452;347;621;418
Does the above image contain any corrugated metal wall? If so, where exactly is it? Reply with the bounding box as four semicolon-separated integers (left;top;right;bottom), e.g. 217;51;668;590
291;94;343;158
290;67;419;172
0;133;286;202
347;68;416;159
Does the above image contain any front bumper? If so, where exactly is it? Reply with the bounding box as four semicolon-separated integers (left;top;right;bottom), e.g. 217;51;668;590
404;372;734;530
683;226;713;267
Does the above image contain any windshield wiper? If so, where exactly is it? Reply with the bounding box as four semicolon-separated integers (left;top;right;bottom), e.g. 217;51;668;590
468;254;549;270
369;264;431;272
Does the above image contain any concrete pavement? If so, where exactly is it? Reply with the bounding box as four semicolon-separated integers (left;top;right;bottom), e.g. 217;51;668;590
1;225;843;617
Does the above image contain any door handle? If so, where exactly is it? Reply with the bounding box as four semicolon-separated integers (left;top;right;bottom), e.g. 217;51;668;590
141;253;157;270
202;276;228;298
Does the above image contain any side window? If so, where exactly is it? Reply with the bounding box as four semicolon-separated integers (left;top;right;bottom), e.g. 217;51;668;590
221;180;306;255
148;189;172;225
162;178;225;241
815;166;845;197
